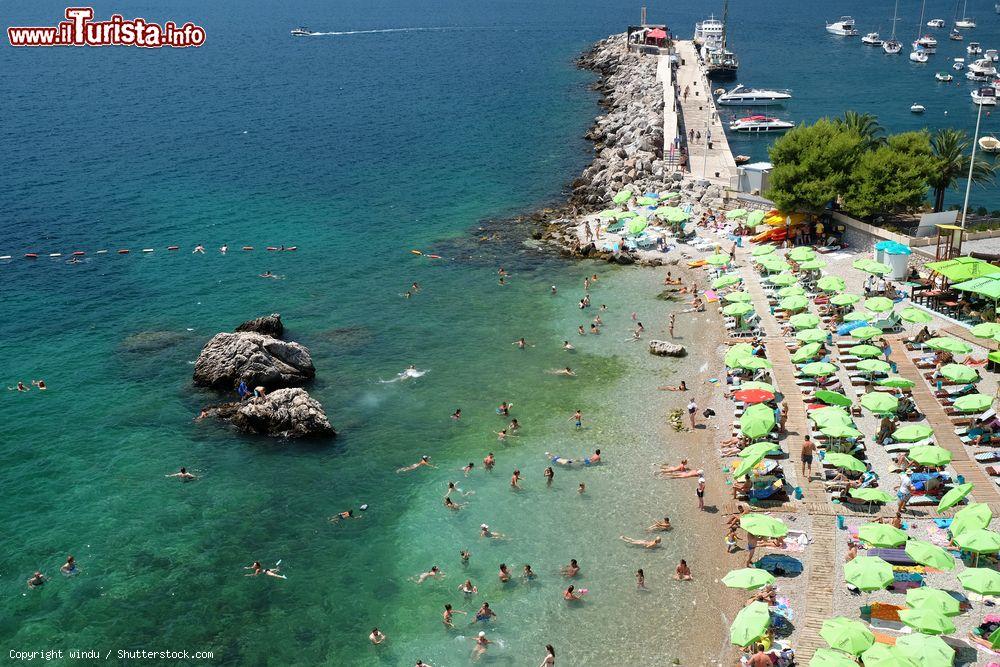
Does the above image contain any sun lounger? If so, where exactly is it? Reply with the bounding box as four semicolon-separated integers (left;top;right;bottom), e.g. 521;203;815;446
865;548;918;566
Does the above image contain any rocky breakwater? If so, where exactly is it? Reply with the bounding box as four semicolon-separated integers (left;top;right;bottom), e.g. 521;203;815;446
193;315;335;439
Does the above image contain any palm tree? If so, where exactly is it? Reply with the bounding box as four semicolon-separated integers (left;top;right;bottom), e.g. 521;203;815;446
928;128;995;212
836;111;885;150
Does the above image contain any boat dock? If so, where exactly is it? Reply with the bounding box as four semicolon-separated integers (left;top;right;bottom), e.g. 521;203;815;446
665;40;738;187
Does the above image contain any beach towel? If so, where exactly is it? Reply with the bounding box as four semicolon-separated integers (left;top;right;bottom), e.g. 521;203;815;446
704;289;719;303
754;554;804;576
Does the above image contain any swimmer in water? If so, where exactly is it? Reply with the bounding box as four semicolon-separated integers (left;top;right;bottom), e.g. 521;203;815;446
589;449;601;464
459;579;478;595
578;482;586;494
561;559;580;577
548;367;576;376
497;401;511;416
590;323;599;335
32;379;46;390
522;564;536;580
442;603;466;628
444;497;466;511
369;628;386;644
473;602;497;624
510;469;522;489
577;326;586;336
396;455;436;473
411;282;421;293
10;381;29;392
462;462;474;476
513;337;528;349
451;409;462;420
496;429;508;442
563;585;583;602
674;559;693;581
27;571;46;589
647;516;673;532
414;566;444;583
621;535;662;549
571;410;582;428
480;524;506;539
636;568;646;589
544;466;554;485
498;563;511;582
508;419;520;432
193;245;205;254
563;340;575;351
460;550;471;564
259;271;281;279
245;561;287;579
551;285;557;295
330;509;361;523
220;244;228;254
60;555;78;575
483;453;495;470
471;630;492;661
165;467;197;481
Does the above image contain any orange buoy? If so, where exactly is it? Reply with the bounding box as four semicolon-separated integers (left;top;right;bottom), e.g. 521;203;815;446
24;253;38;259
72;251;85;256
427;254;441;259
118;249;130;254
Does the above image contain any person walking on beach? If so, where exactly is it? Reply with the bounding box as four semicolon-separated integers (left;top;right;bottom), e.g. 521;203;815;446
801;435;816;479
687;399;698;429
696;476;706;510
745;534;758;567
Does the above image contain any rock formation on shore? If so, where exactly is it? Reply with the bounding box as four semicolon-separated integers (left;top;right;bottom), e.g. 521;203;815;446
201;389;335;439
235;313;284;338
648;340;686;357
193;332;315;391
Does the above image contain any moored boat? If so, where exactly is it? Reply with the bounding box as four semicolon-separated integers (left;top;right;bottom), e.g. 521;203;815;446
936;71;954;81
910;103;926;113
729;115;795;132
979;135;1000;152
972;86;998;105
928;18;946;26
716;84;792;105
883;39;903;54
951;28;964;40
862;32;883;45
826;16;859;35
954;56;967;69
910;48;929;62
969;41;983;55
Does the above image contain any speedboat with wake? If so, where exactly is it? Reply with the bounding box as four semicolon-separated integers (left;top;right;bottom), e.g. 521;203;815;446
729;115;795;132
826;16;859;35
290;26;315;36
716;84;792;106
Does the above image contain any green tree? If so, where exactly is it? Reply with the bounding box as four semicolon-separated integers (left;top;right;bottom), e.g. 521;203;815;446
842;131;934;218
928;128;995;212
766;118;864;211
835;111;885;151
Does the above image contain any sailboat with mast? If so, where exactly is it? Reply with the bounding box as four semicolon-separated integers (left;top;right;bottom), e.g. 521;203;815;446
705;0;739;79
883;0;903;53
956;0;977;27
912;0;936;57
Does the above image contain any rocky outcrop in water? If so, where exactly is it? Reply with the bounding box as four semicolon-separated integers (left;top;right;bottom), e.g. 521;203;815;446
648;340;686;357
235;313;284;338
201;388;335;439
193;332;315;391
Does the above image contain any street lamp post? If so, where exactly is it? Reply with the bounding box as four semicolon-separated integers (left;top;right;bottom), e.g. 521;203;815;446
960;100;985;231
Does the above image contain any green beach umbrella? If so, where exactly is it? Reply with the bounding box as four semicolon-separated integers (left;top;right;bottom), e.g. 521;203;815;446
851;326;883;340
823;452;867;472
659;191;680;200
759;258;791;273
925;337;973;354
740;404;776;441
809;648;860;667
801;361;837;377
731;450;766;479
860;643;920;667
797;328;829;343
726;208;749;220
844;555;893;591
739;441;779;459
879;376;915;389
820;424;864;439
954;528;1000;553
664;208;690;223
853;258;892;275
729;601;770;646
908;445;952;467
616;210;638;220
736;356;772;371
612;189;632;204
990;626;1000;650
940;364;978;384
739;381;776;392
858;523;908;548
789;313;820;329
746;210;767;226
849;488;894;504
958;567;1000;595
865;297;895;312
752;244;776;256
725;344;754;367
857;359;891;374
860;392;899;415
905;587;960;614
740;514;788;538
780;295;809;311
952;503;993;537
820;617;874;656
723;291;753;303
598;209;619;219
905;540;956;572
817;275;846;292
792;342;823;363
788;246;816;262
713;274;742;289
937;482;974;512
831;293;862;306
635;196;657;206
899;307;933;324
627;218;647;234
851;344;884;359
971;322;1000;339
953;393;993;413
892;424;933;442
898;608;956;635
843;311;871;322
778;285;807;297
767;273;797;287
809;406;852;427
989;350;1000;364
815;390;853;407
798;258;828;271
722;302;754;317
722;568;776;590
706;253;731;267
894;634;954;667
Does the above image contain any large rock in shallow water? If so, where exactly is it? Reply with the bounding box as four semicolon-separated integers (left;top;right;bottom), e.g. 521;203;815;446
234;313;283;337
648;340;686;357
232;388;335;438
193;332;314;390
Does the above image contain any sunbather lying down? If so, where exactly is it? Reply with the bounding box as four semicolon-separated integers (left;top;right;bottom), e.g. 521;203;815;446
657;468;704;479
660;459;690;474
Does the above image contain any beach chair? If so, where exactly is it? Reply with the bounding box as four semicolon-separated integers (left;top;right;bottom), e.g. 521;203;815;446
871;313;903;333
605;220;625;235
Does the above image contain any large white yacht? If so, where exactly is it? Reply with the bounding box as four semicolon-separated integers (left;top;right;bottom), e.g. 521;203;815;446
716;84;792;106
694;16;725;50
967;57;998;79
729;115;795;132
826;17;859;35
972;86;998;104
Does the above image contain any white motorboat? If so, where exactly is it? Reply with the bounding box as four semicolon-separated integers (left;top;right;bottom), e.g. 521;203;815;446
862;32;883;45
954;56;967;69
972;86;998;104
290;26;315;36
914;35;938;51
729;115;795;132
969;41;983;55
936;72;954;81
987;49;999;61
956;17;977;27
966;57;998;79
716;84;792;106
928;18;946;26
910;49;929;62
951;28;965;40
694;16;726;49
910;103;926;113
826;16;859;36
979;135;1000;152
